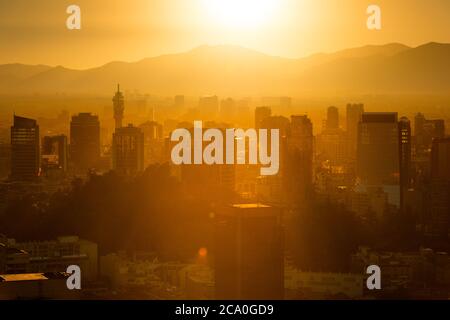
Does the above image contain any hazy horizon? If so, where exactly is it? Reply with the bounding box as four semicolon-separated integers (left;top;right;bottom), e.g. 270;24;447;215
0;0;450;304
0;41;441;70
2;0;450;69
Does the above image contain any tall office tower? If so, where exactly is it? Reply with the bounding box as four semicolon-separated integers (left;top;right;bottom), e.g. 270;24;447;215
70;113;100;172
215;204;284;300
357;112;400;207
254;106;272;129
414;113;446;154
113;84;125;129
42;135;68;173
199;95;219;119
112;124;144;176
139;121;164;166
285;115;313;206
346;103;364;160
398;117;412;212
326;106;339;130
429;138;450;239
10;115;40;181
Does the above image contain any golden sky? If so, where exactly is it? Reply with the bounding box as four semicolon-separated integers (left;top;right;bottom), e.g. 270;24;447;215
0;0;449;69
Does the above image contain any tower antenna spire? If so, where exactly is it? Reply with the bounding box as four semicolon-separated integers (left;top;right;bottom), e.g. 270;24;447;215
113;84;124;129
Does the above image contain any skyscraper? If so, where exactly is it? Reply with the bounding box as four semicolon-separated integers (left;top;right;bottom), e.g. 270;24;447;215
70;113;100;172
139;121;164;166
260;115;290;136
42;135;68;173
113;84;125;129
10;115;40;180
112;124;144;176
285;115;314;205
215;204;284;300
398;117;412;212
429;138;450;239
431;138;450;181
176;125;236;195
257;115;289;204
326;106;339;130
346;103;364;160
316;130;347;165
0;143;11;180
414;113;445;154
254;106;272;129
357;112;400;207
318;106;346;165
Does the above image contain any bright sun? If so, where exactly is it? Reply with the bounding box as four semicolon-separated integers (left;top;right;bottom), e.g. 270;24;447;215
203;0;278;29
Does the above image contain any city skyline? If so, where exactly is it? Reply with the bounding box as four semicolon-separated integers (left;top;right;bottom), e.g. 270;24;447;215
0;0;449;303
1;88;449;300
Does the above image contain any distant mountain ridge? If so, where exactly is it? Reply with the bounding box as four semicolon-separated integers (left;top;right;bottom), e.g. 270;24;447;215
0;42;449;95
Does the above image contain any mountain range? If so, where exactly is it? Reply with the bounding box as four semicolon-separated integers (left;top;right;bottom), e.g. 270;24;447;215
0;42;449;95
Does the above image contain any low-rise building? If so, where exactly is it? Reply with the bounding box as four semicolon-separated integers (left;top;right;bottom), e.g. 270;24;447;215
0;272;80;299
284;266;363;299
8;236;98;281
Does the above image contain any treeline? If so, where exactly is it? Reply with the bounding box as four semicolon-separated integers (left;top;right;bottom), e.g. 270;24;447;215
0;165;215;260
0;164;419;269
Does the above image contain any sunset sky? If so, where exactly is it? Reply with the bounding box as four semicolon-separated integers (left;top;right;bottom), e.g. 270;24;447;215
1;0;449;69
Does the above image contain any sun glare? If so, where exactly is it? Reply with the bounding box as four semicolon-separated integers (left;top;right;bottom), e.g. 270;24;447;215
203;0;278;29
